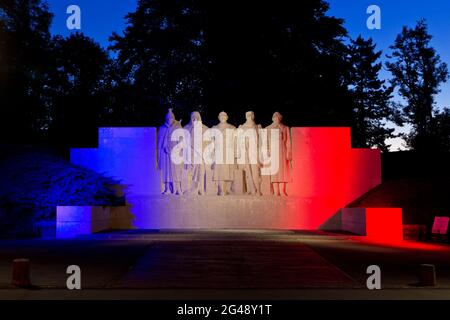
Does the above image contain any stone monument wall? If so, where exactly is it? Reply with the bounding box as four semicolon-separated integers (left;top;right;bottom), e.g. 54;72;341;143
67;127;382;232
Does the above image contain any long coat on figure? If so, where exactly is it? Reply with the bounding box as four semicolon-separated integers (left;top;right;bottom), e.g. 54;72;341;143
266;122;292;183
212;122;236;182
183;112;209;194
157;112;183;184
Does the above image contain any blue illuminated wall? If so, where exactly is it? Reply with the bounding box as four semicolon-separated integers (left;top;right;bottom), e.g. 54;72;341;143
71;128;161;196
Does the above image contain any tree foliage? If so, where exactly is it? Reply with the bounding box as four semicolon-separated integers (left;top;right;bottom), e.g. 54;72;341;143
0;0;53;142
110;0;352;127
0;1;111;146
2;1;450;152
347;36;394;151
432;108;450;153
386;19;449;151
48;32;111;147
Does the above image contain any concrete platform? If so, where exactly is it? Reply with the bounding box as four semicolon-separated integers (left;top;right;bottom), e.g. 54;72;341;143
68;127;382;235
126;195;337;230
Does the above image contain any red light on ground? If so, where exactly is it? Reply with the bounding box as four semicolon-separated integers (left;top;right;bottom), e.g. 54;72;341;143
352;236;450;251
350;208;450;251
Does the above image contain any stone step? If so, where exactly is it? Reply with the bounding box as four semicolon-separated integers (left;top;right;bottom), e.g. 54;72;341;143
76;229;350;241
119;195;340;230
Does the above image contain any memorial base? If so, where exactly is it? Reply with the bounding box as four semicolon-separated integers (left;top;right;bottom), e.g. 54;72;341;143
56;199;404;239
120;195;339;230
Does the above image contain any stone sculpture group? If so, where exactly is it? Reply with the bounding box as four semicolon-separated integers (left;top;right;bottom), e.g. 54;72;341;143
157;109;292;196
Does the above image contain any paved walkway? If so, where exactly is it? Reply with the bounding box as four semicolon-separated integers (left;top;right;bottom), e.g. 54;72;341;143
111;240;355;289
1;230;450;299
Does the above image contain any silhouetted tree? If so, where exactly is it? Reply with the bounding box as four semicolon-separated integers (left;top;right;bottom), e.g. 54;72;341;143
48;32;111;147
109;0;209;125
0;0;53;142
347;36;394;151
386;20;449;151
110;0;352;127
432;108;450;153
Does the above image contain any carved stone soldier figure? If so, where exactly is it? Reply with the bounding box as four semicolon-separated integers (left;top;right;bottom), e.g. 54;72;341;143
212;111;236;195
183;111;209;195
266;112;292;196
157;108;183;195
238;111;262;196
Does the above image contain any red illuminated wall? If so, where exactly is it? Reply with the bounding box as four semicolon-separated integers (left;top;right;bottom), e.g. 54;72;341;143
288;128;382;229
330;208;404;241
